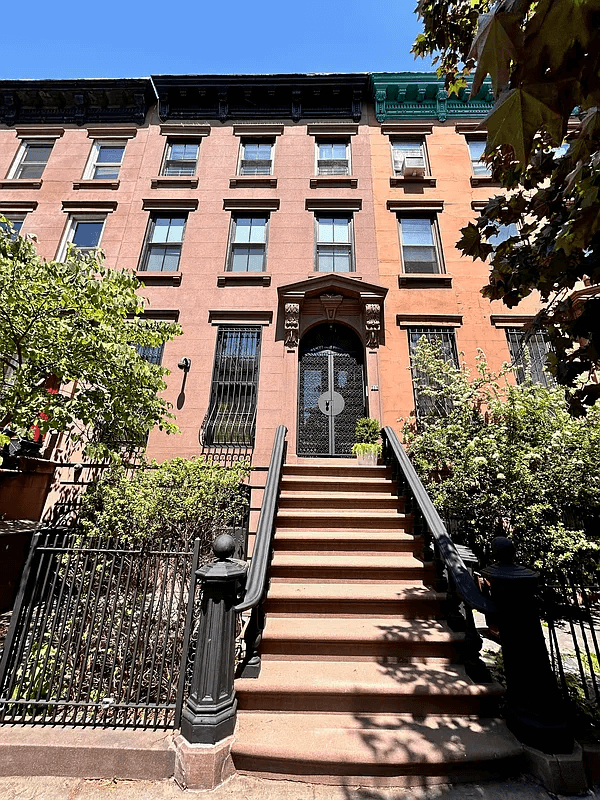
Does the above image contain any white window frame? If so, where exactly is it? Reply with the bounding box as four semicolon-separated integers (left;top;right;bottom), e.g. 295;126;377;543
83;140;126;180
391;138;428;176
238;140;274;176
0;213;26;237
57;215;107;261
160;139;200;177
398;215;444;274
8;140;54;179
315;140;351;176
314;215;354;273
226;214;269;272
466;137;491;177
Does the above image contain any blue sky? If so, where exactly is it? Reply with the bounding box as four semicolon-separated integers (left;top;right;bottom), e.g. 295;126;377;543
3;0;433;80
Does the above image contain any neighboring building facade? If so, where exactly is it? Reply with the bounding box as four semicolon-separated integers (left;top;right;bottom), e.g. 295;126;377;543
0;73;549;488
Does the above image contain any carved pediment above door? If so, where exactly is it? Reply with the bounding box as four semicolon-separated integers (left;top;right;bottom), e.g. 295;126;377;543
277;274;388;349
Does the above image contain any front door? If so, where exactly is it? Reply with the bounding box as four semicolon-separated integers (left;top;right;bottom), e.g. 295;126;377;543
297;324;366;457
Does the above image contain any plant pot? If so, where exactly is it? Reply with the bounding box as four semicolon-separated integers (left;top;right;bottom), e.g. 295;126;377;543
356;450;379;466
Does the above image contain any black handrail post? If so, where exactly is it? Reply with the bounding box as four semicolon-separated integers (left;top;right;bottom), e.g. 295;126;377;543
481;537;573;755
180;534;247;745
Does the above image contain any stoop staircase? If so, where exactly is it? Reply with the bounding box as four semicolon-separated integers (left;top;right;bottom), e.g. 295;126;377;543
232;460;522;787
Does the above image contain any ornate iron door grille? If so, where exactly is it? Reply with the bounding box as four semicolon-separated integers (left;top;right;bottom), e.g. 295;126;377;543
298;324;365;457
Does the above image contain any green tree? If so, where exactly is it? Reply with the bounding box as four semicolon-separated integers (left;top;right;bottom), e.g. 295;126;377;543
0;219;181;460
413;0;600;414
404;339;600;580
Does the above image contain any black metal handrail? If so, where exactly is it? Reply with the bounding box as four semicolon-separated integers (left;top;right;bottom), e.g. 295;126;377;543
236;424;287;613
381;425;494;615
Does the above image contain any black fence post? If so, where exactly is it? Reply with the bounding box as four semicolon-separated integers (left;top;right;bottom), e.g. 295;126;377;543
481;537;573;754
180;534;247;745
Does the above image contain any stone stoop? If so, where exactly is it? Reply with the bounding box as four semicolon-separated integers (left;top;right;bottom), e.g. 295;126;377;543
232;461;523;786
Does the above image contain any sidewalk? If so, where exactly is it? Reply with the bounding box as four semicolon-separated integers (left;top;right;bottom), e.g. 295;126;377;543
0;774;597;800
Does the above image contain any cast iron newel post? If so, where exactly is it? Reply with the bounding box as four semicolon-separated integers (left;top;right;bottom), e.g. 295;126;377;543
180;534;247;745
481;537;573;754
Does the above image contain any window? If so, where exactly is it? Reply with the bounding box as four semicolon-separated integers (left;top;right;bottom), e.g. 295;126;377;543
9;141;53;179
136;342;164;365
239;141;273;175
161;140;199;176
398;216;442;273
0;214;25;238
506;328;554;387
487;223;519;249
84;141;125;180
408;327;459;419
315;215;353;273
140;214;186;272
316;141;350;175
60;216;105;259
391;139;427;176
467;138;490;177
227;215;268;272
202;326;262;446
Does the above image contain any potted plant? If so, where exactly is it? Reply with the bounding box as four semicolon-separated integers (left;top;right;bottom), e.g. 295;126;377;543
351;418;382;466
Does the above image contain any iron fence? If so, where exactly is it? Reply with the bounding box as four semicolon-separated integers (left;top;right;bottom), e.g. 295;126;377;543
0;530;200;729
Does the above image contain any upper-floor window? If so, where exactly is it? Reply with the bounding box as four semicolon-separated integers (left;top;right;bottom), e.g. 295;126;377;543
239;141;273;175
140;214;187;272
391;139;428;177
0;214;25;238
467;138;490;177
398;216;442;274
227;215;269;272
59;216;106;260
315;215;354;273
9;141;54;179
84;141;126;180
487;223;519;249
161;140;200;176
506;328;554;388
316;141;350;175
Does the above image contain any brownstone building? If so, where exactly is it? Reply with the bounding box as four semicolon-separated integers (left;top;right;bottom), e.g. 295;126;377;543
0;73;547;480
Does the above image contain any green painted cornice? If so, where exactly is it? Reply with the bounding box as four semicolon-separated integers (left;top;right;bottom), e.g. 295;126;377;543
370;73;494;122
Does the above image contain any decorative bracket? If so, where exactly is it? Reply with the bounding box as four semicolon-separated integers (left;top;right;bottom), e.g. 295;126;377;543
284;302;300;348
365;303;381;348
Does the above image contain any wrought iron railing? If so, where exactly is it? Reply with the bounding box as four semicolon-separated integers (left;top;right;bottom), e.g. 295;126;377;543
381;425;495;681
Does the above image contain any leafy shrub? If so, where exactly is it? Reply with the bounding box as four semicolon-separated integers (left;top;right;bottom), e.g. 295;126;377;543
79;456;250;553
404;339;600;582
355;417;381;444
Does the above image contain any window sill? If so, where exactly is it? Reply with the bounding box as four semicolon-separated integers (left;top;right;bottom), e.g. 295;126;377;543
217;273;271;287
470;175;500;187
136;270;182;286
398;273;452;288
390;175;436;188
150;176;199;189
310;176;358;189
0;179;43;190
72;180;120;190
229;176;277;188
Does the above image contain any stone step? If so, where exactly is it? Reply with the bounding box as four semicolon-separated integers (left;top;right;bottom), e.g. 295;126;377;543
235;660;503;715
260;616;462;662
270;529;420;556
232;712;522;786
280;475;397;493
265;582;443;618
278;491;402;511
269;553;432;584
276;508;412;529
282;464;391;479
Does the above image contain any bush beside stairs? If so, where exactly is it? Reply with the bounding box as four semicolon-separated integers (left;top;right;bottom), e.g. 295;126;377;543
232;460;522;787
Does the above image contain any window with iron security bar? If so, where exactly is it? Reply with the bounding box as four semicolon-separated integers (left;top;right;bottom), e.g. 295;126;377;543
140;214;186;272
408;327;459;420
227;215;268;272
136;342;164;366
161;141;199;176
239;141;273;175
315;215;354;272
398;216;442;274
0;531;200;729
506;328;554;388
202;327;262;446
391;139;427;176
317;141;350;175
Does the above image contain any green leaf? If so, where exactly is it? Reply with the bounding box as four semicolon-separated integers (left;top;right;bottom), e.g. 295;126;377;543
469;10;522;96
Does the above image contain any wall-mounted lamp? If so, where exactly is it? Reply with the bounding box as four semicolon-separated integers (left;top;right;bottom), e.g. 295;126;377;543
178;357;192;373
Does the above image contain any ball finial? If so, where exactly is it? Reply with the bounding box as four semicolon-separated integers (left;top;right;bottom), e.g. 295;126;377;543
213;533;236;561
